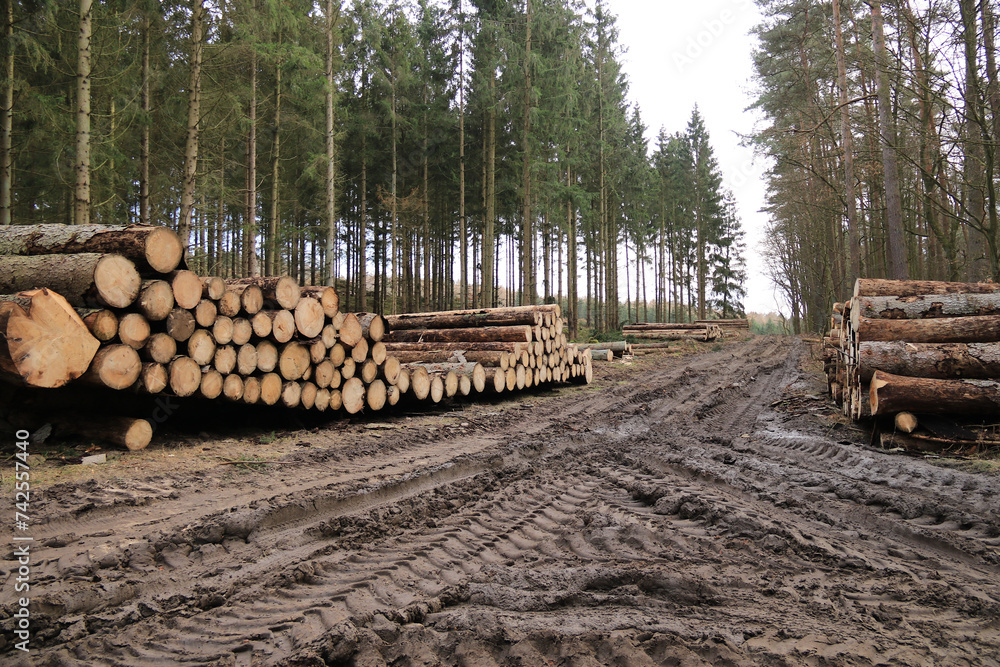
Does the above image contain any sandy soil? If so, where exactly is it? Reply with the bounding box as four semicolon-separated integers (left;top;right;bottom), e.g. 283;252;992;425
2;335;1000;666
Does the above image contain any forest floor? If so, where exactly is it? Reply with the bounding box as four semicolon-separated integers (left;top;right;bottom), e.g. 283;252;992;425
4;335;1000;666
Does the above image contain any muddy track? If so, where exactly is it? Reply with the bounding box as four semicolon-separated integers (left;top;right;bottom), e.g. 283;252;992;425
4;336;1000;666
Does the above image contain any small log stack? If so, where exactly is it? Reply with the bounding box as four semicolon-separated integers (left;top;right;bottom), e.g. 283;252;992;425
1;224;594;453
623;322;723;342
823;278;1000;454
384;304;593;392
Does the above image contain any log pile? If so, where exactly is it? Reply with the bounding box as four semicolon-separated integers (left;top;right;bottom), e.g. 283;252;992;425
695;319;750;336
622;322;723;342
1;224;594;453
384;304;593;393
823;279;1000;454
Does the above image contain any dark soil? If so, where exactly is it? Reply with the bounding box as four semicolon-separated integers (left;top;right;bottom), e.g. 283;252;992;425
3;335;1000;666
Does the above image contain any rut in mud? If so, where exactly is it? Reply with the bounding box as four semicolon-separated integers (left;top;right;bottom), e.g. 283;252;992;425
4;336;1000;666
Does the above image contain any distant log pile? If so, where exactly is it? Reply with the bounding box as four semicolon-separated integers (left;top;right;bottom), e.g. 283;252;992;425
823;279;1000;454
623;322;723;342
0;224;593;453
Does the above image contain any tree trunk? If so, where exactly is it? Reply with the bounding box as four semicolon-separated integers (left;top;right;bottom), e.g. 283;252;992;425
0;0;13;226
139;14;150;227
325;0;338;287
832;0;859;280
84;344;142;391
245;49;258;277
266;55;281;277
179;0;204;249
858;341;1000;381
74;0;93;226
854;293;1000;320
382;325;533;344
855;314;1000;343
855;278;1000;298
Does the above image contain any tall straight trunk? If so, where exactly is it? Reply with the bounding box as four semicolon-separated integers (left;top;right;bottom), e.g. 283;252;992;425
833;0;859;280
266;59;281;276
390;81;398;313
139;14;151;227
179;0;204;248
244;51;258;276
981;1;1000;279
1;0;13;225
960;0;988;280
458;9;467;308
521;0;533;305
567;162;577;338
422;86;430;309
359;132;367;309
74;0;93;226
483;73;496;308
872;0;908;279
325;0;338;287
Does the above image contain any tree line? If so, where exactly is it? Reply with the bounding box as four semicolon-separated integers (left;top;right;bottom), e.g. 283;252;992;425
751;0;1000;333
0;0;747;334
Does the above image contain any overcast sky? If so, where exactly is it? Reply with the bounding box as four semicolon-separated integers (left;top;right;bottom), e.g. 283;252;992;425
604;0;783;315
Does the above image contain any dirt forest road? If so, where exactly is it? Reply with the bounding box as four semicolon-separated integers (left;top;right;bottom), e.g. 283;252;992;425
4;335;1000;666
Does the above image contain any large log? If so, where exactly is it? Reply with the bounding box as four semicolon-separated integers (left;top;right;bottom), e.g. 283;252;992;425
855;278;1000;298
137;280;174;321
342;377;365;414
383;325;532;344
218;290;241;318
256;340;278;373
870;370;1000;416
366;379;387;411
168;356;201;397
137;362;168;394
187;329;216;366
300;285;340;318
227;276;300;310
201;276;226;300
0;223;183;274
214;345;237;375
80;308;118;342
200;369;224;400
194;299;218;328
213;316;234;345
338;313;363;347
223;374;244;401
853;293;1000;320
0;253;140;308
278;342;311;381
83;344;142;390
624;323;708;331
1;289;100;387
381;341;529;353
224;282;263;315
628;330;710;341
231;318;253;346
170;270;203;310
356;313;387;342
165;307;196;342
295;298;325;339
142;333;177;365
858;341;1000;382
385;309;542;330
260;373;282;406
117;312;151;350
854;315;1000;343
56;415;154;451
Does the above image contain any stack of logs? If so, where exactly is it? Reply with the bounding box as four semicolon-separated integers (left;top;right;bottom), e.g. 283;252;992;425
0;224;593;452
823;278;1000;453
623;322;723;342
382;304;593;396
695;318;750;336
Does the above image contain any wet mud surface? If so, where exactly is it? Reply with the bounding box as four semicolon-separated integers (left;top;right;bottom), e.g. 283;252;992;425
3;335;1000;665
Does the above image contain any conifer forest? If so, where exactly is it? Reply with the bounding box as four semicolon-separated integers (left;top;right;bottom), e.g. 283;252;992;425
0;0;748;336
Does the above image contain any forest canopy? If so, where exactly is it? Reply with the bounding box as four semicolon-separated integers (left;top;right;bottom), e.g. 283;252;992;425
0;0;747;334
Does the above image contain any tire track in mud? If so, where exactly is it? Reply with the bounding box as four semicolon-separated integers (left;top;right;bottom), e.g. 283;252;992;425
5;336;1000;666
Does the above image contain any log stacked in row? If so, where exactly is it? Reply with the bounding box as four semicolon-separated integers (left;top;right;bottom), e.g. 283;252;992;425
623;322;723;342
823;278;1000;453
384;304;593;393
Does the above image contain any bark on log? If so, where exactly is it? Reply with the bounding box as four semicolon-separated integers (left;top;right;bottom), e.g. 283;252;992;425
165;307;196;342
342;377;365;414
383;325;532;344
624;323;709;331
169;270;203;310
143;333;177;365
628;331;709;341
870;370;1000;416
356;313;387;342
858;341;1000;381
853;293;1000;320
386;305;557;331
0;223;183;274
227;276;300;310
854;315;1000;343
137;279;174;321
381;341;529;353
294;298;325;339
300;285;340;318
83;344;142;390
1;289;100;387
855;278;1000;298
168;355;201;397
575;341;632;354
0;253;140;308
